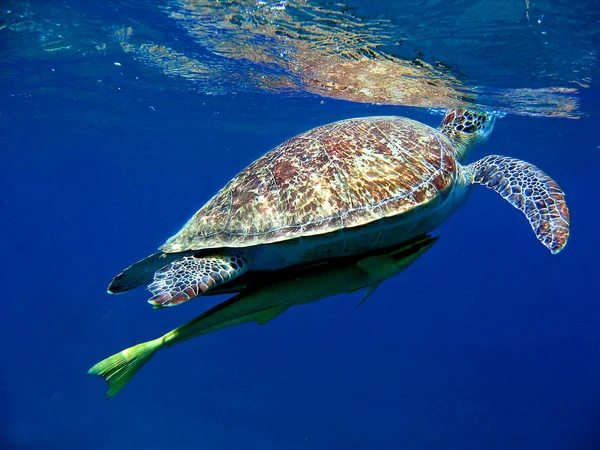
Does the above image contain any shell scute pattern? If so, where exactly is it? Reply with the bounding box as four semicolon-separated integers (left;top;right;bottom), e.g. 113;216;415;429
161;117;457;252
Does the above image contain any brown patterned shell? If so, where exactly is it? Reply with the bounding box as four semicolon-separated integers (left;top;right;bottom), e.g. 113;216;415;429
161;116;457;253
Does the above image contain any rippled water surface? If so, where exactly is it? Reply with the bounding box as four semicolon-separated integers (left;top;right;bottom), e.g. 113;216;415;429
2;0;598;117
1;1;599;449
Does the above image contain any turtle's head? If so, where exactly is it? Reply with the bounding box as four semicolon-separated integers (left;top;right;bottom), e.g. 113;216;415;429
438;109;496;162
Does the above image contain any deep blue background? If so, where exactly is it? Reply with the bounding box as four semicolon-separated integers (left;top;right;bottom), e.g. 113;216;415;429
1;8;600;449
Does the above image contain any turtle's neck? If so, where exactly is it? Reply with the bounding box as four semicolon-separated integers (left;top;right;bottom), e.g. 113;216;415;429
437;129;471;163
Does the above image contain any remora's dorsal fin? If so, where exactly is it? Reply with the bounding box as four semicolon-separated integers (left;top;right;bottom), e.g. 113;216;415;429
349;255;398;308
466;155;570;254
350;238;438;307
355;282;383;309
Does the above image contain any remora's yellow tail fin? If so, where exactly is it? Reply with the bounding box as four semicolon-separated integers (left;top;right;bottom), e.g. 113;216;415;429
88;337;163;398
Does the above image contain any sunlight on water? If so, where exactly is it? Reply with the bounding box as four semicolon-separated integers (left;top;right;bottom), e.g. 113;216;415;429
127;0;594;117
0;0;597;118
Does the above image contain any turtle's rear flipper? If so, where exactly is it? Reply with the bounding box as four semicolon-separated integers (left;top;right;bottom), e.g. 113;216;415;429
148;251;250;307
468;155;570;254
108;252;188;294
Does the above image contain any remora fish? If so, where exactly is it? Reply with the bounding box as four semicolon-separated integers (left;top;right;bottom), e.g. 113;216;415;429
89;235;437;398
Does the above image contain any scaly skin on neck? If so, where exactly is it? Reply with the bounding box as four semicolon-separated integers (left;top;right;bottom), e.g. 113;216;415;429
437;109;496;163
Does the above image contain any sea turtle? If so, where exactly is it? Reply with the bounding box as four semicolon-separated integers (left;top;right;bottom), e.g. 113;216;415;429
108;109;570;307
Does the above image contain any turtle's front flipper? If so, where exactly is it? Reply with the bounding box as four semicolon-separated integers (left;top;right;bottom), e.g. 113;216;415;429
466;155;570;254
148;251;250;307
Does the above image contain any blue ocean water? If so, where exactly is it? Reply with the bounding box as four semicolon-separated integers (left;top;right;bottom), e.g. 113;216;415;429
1;1;599;449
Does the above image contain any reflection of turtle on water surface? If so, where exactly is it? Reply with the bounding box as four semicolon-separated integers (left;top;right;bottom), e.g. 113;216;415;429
108;109;570;307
